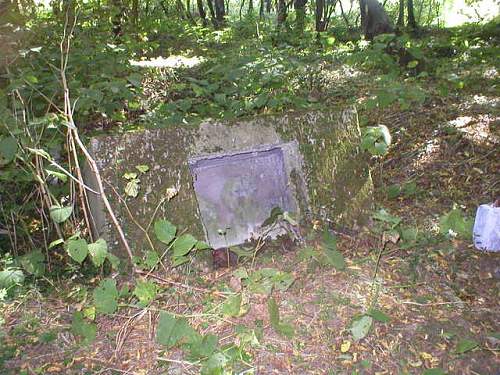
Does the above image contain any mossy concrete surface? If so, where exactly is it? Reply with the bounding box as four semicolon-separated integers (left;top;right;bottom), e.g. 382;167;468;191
84;107;372;262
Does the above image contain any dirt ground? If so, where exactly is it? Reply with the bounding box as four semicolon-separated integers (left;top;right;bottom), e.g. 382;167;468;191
1;76;499;375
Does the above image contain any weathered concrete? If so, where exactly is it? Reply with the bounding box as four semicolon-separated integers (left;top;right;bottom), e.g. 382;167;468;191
84;107;372;263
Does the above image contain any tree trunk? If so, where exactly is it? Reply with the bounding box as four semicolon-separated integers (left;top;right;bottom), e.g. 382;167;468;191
277;0;287;26
214;0;225;27
248;0;253;14
266;0;271;13
338;0;351;28
315;0;326;32
359;0;393;40
131;0;139;27
206;0;217;26
396;0;404;27
197;0;208;25
407;0;417;29
259;0;264;18
294;0;307;33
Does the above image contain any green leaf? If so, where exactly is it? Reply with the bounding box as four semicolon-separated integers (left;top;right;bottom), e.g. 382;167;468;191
455;339;478;354
93;278;119;314
123;172;138;180
372;209;401;228
439;208;473;239
0;136;18;163
49;205;73;223
171;255;190;267
188;334;218;359
156;311;198;348
350;315;373;341
222;294;242;317
71;311;97;345
324;247;346;270
19;250;45;277
125;179;140;197
422;369;446;375
407;60;419;69
172;234;197;257
45;169;68;183
0;268;24;288
154;219;177;245
202;352;228;374
367;308;391;323
144;250;160;268
67;238;88;264
88;239;108;267
387;185;401;199
135;164;149;173
195;241;211;250
133;280;158;307
107;253;121;269
267;298;294;338
262;206;284;227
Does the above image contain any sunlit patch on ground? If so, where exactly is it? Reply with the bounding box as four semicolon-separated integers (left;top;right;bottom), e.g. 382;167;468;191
130;55;204;69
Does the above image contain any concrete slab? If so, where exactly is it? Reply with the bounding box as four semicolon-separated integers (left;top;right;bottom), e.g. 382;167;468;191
83;107;372;264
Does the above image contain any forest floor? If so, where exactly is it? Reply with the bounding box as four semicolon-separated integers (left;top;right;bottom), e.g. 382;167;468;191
1;26;499;375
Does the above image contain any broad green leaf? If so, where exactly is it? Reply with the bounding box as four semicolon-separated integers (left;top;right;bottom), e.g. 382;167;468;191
19;250;45;276
67;238;88;264
439;208;473;239
387;185;401;199
71;311;97;345
154;219;177;245
455;339;478;354
125;179;140;197
88;239;108;267
49;205;73;223
156;311;198;348
367;308;391;323
222;294;242;317
123;172;137;180
351;315;373;341
144;250;160;268
202;352;228;374
268;298;294;338
372;209;401;228
188;334;218;359
107;253;121;269
48;238;64;249
324;247;346;270
93;278;119;314
195;241;211;250
45;169;67;182
133;280;157;307
171;255;190;267
0;268;24;288
0;136;18;163
135;164;149;173
172;234;197;257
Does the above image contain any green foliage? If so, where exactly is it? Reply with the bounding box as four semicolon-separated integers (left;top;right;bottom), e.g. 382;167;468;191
439;208;473;239
361;125;392;156
93;278;119;314
350;315;373;341
133;280;158;307
222;294;244;317
71;311;97;345
234;268;295;295
154;219;177;245
87;239;108;267
322;230;346;270
49;205;73;224
18;250;46;277
267;298;295;338
455;339;479;354
156;311;198;348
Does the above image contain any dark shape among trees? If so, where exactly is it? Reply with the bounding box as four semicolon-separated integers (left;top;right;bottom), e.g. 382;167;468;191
359;0;394;40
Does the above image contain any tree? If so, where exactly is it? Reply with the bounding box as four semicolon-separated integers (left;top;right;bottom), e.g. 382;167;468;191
397;0;404;28
359;0;393;40
214;0;225;27
197;0;208;25
407;0;417;29
277;0;287;26
295;0;307;33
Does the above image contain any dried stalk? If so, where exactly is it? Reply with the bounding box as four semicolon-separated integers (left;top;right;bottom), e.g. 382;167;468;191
59;14;135;269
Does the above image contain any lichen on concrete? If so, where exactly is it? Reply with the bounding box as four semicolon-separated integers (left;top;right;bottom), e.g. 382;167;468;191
84;107;372;264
